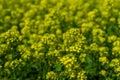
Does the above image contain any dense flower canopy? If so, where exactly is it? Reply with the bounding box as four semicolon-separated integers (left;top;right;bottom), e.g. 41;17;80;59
0;0;120;80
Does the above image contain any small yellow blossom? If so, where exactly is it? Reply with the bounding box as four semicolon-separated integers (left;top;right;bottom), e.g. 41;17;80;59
46;71;57;80
79;53;86;63
112;46;120;55
109;58;119;67
110;17;116;22
99;70;107;76
99;57;108;65
108;35;117;43
70;72;75;78
114;66;120;73
77;70;87;80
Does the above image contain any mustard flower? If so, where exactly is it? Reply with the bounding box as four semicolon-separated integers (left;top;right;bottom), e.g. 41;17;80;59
109;58;119;67
99;57;108;65
77;70;87;80
99;70;107;76
46;71;57;80
108;35;117;43
79;53;86;63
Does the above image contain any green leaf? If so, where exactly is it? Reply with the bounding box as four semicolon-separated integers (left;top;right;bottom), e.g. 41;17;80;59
85;65;97;75
86;56;93;64
54;64;62;72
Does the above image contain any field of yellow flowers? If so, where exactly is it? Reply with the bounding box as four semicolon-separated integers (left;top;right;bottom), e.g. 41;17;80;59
0;0;120;80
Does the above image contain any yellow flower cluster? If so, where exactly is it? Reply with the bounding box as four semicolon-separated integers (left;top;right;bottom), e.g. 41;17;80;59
46;71;57;80
77;70;87;80
112;40;120;56
99;57;108;65
1;0;120;79
99;70;107;76
60;55;77;70
79;53;86;63
109;58;120;76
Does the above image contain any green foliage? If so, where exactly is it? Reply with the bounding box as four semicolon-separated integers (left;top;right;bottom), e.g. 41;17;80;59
0;0;120;80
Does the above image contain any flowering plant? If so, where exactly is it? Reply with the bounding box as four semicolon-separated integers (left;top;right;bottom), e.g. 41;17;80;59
0;0;120;80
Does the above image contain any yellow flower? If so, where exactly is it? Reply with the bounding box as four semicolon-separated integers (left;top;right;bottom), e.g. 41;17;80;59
98;36;105;43
109;58;119;67
70;72;75;78
108;35;117;43
90;43;99;51
4;16;11;22
102;11;109;18
4;61;10;67
112;46;120;55
46;71;57;80
92;28;104;36
77;70;87;80
118;18;120;25
114;66;120;73
110;17;116;22
99;47;108;56
99;57;108;65
56;29;62;35
113;40;120;47
88;11;96;20
79;53;86;63
101;20;107;25
99;70;107;76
